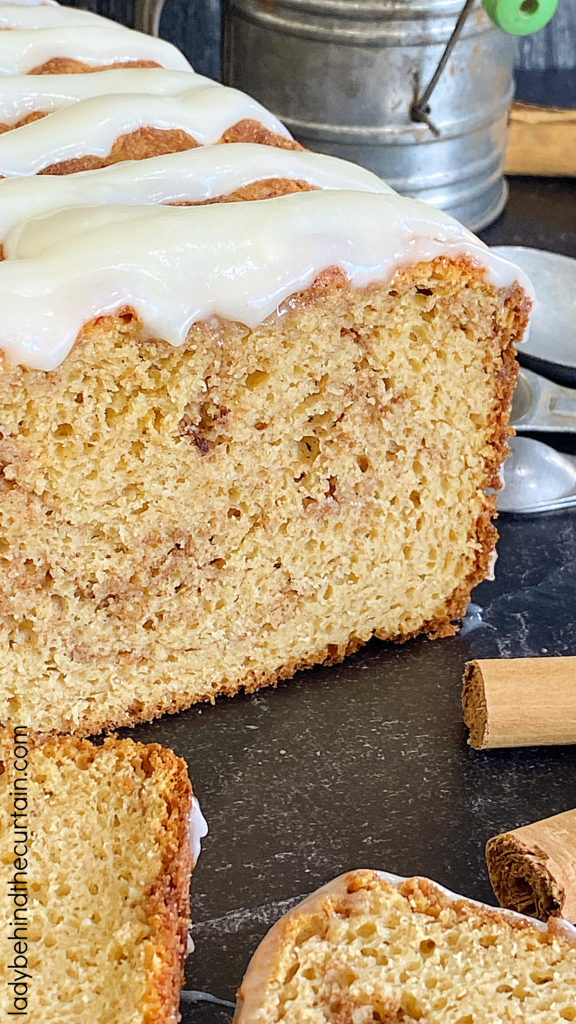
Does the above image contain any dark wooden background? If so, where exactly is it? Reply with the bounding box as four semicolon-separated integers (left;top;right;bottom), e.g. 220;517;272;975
68;0;576;107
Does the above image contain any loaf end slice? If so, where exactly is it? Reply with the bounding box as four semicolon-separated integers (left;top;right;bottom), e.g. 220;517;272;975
0;733;200;1024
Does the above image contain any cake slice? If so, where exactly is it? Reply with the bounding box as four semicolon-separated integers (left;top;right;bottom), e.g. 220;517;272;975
234;870;576;1023
0;68;213;131
0;143;390;243
0;24;192;74
0;733;205;1023
0;191;531;735
0;87;299;175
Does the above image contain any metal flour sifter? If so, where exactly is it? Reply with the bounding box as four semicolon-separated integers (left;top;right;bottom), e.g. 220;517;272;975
137;0;557;229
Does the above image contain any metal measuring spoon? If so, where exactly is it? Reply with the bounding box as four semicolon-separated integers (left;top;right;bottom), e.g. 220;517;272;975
497;436;576;514
511;367;576;432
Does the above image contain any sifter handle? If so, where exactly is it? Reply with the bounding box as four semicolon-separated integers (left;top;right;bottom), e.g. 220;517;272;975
482;0;558;35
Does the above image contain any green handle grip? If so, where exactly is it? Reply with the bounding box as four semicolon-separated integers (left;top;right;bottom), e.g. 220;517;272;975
482;0;558;34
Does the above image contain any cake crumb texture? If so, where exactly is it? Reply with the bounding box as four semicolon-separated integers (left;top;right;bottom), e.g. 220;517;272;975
0;258;528;735
0;734;193;1023
234;870;576;1023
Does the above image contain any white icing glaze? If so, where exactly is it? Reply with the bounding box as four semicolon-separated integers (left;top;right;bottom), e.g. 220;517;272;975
188;796;208;867
0;25;193;73
0;2;107;26
0;190;533;371
0;143;392;238
0;68;213;124
486;547;498;581
0;86;291;176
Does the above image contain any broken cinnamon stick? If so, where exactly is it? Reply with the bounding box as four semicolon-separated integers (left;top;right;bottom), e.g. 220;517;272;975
462;657;576;749
486;809;576;923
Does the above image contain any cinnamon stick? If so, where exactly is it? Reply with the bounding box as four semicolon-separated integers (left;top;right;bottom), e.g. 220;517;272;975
462;657;576;750
486;809;576;922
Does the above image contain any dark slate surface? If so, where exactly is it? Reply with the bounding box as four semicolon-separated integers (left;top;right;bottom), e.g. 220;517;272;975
112;177;576;1018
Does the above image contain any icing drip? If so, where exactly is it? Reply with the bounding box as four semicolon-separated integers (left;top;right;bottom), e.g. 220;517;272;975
486;548;498;581
180;992;235;1008
0;2;109;27
0;87;291;175
0;142;392;238
0;25;193;74
188;796;208;867
0;190;533;371
0;69;213;124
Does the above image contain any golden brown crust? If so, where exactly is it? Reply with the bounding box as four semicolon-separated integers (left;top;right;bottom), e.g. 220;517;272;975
396;875;551;935
0;119;300;178
2;634;364;740
220;118;303;151
139;743;193;1024
28;57;161;74
0;110;46;133
175;177;318;205
39;126;200;175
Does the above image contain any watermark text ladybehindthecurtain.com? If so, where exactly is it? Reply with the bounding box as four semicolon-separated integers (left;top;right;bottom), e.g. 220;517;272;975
6;727;30;1017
